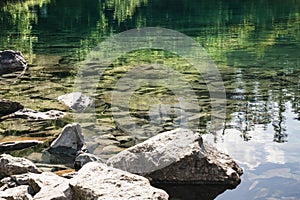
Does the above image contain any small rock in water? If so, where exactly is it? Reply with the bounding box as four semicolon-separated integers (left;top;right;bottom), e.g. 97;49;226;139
0;140;43;153
74;152;103;171
48;123;86;155
107;128;243;187
0;50;27;75
57;92;93;112
0;99;23;117
11;108;66;120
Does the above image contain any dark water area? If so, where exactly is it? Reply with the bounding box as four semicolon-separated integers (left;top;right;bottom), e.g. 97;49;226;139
1;0;300;199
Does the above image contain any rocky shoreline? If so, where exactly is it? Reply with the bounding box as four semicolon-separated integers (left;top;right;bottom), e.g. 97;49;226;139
0;123;243;199
0;50;243;199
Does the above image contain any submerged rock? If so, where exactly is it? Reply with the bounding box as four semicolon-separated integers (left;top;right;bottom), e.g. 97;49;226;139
0;99;23;117
57;92;93;112
0;140;43;153
74;152;103;171
0;154;41;178
107;128;243;187
48;123;85;155
70;162;169;200
11;108;66;120
0;50;27;75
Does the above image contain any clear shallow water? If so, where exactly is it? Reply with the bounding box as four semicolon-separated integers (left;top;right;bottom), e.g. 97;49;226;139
1;0;300;199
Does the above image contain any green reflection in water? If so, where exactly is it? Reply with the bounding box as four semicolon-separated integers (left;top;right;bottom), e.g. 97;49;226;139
0;0;299;162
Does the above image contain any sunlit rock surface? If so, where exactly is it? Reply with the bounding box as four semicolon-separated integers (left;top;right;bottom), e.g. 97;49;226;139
107;128;243;187
57;92;93;112
70;162;169;200
0;154;41;178
48;123;86;155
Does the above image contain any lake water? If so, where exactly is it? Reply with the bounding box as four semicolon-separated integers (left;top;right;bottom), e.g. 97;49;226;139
1;0;300;199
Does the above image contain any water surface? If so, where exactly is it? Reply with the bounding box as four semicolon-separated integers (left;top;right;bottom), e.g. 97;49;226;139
0;0;300;199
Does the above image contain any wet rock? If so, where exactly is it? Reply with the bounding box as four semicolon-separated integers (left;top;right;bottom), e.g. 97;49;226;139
57;92;93;112
74;152;103;171
11;108;66;120
0;185;32;200
48;123;85;155
0;154;41;178
107;128;243;187
0;140;43;153
0;50;27;75
0;100;23;117
116;135;135;148
70;162;169;200
28;172;73;200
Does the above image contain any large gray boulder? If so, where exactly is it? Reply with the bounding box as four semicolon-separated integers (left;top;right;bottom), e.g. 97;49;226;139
107;128;243;187
0;50;27;75
48;123;85;155
57;92;93;112
0;100;23;117
0;154;41;178
70;162;169;200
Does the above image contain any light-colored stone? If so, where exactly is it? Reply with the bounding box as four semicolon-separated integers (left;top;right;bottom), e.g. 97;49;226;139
107;128;243;186
0;185;32;200
11;109;66;120
28;172;73;200
57;92;93;112
0;154;41;178
70;162;169;200
48;123;85;155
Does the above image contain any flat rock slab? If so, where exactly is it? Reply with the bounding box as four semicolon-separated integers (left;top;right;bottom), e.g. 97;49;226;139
0;140;43;153
11;109;66;120
0;154;41;178
57;92;93;112
70;162;169;200
107;128;243;187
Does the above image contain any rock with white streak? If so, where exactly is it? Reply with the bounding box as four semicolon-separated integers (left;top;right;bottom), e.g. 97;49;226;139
48;123;85;155
0;154;41;178
107;128;243;187
57;92;93;112
11;109;66;120
70;162;169;200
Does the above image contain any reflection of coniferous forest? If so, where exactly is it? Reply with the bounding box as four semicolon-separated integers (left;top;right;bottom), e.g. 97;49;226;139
0;0;299;142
